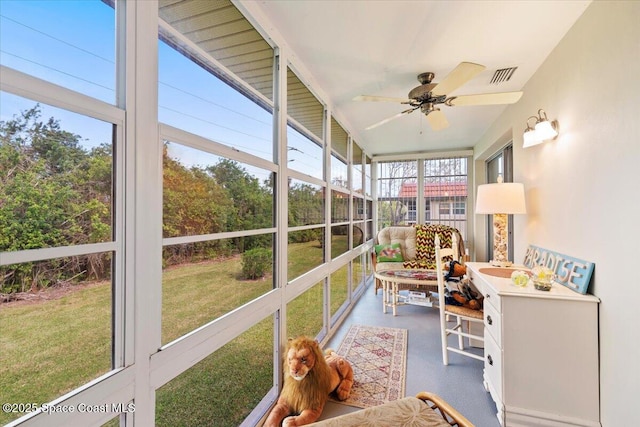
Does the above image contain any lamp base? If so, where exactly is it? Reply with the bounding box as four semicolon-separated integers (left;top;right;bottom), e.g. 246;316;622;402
490;260;513;268
491;213;511;267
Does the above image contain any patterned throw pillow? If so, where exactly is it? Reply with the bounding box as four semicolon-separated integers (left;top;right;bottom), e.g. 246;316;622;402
403;224;457;269
375;243;404;262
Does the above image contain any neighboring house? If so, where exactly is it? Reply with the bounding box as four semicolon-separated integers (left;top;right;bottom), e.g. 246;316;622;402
382;181;468;239
398;181;467;222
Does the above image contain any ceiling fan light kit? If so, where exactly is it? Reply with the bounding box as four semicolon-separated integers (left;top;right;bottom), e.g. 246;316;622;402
523;109;559;148
354;62;523;131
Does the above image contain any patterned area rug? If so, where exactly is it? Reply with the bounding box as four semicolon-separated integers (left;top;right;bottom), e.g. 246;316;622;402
331;324;407;408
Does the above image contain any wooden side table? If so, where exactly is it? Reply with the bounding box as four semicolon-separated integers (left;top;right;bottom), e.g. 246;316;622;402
374;269;440;316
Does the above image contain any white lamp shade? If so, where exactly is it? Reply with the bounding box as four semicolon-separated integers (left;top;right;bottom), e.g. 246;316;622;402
535;120;558;140
475;182;527;214
523;128;542;148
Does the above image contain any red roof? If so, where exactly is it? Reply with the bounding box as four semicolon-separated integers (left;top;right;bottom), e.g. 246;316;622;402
398;182;467;198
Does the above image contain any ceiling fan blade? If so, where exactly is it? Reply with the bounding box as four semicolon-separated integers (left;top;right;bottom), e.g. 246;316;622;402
448;91;523;106
426;109;449;131
365;107;417;130
353;95;412;103
431;62;486;96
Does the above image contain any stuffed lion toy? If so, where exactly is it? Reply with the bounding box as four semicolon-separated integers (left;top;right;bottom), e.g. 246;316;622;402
264;336;354;427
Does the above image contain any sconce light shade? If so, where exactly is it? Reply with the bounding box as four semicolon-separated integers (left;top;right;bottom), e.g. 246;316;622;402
475;181;527;215
534;119;558;140
523;109;558;148
523;127;542;148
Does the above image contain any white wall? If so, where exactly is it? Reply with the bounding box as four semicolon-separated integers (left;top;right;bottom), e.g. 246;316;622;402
474;1;640;425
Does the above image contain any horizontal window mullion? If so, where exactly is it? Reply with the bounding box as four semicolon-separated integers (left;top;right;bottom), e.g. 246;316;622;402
0;242;117;266
0;65;125;126
287;169;326;188
159;123;277;174
162;227;277;247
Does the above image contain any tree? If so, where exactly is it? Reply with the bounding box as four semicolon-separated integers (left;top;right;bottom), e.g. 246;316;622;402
162;144;235;264
287;181;323;243
207;159;273;251
0;105;112;292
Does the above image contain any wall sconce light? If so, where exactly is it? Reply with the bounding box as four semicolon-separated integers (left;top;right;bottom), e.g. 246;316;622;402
523;109;559;148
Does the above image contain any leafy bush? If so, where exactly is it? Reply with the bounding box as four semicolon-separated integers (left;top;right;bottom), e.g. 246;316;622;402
241;248;272;279
288;228;322;244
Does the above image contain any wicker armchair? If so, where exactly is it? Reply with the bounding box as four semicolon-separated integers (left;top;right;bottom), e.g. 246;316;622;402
307;391;474;426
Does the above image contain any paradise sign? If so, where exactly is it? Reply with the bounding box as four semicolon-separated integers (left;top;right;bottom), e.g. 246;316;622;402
523;245;595;294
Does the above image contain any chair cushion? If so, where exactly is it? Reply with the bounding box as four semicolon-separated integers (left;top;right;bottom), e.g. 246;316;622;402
308;396;451;426
403;224;457;269
376;226;417;261
374;262;407;274
374;243;404;262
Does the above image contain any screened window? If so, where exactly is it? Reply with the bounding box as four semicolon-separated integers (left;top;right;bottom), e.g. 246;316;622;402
330;117;349;189
424;157;468;241
0;0;116;104
288;229;324;282
331;190;350;223
156;319;273;426
161;142;275;344
353;197;365;220
161;236;273;343
0;93;114;249
364;155;372;198
158;40;273;161
287;281;324;339
352;255;365;293
331;154;348;189
376;161;417;228
0;94;117;425
331;225;350;259
163;143;274;236
288;179;324;226
376;157;469;242
330;265;349;321
287;125;323;180
158;0;279;348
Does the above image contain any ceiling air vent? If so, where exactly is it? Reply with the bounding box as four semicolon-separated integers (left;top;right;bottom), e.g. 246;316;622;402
490;67;518;84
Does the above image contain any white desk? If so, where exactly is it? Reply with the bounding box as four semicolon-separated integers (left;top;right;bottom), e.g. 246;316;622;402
466;262;600;427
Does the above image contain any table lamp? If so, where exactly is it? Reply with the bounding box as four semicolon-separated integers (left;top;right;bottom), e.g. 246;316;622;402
475;176;526;267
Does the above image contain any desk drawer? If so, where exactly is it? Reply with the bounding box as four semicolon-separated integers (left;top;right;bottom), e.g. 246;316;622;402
481;278;501;311
483;300;501;347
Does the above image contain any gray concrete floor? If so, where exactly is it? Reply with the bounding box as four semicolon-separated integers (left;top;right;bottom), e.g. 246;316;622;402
318;280;500;427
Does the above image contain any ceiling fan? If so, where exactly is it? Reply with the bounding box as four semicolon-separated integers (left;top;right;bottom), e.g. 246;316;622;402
354;62;523;131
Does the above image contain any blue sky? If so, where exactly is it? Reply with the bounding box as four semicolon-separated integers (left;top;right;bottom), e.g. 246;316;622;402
0;0;115;149
1;0;327;179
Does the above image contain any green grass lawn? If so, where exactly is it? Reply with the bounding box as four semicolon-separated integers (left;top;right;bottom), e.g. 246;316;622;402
0;240;357;426
0;283;112;425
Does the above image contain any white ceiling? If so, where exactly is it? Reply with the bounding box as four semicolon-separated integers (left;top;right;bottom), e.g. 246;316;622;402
253;0;591;156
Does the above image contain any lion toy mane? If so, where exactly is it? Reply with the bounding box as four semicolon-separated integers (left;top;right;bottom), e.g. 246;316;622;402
264;336;354;427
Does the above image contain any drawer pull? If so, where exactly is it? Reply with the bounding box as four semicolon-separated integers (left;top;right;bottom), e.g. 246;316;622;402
485;293;490;299
486;315;493;325
487;354;494;366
